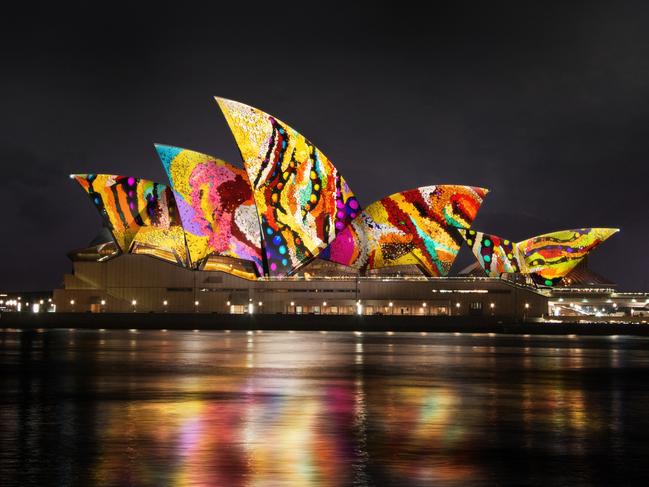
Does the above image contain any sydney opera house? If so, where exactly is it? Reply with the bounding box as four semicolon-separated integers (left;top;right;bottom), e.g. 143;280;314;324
52;98;639;319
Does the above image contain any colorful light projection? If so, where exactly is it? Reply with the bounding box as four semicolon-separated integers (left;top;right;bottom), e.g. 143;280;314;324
457;229;521;276
518;228;619;286
459;227;619;286
321;185;488;276
155;145;263;274
73;174;188;266
216;97;360;277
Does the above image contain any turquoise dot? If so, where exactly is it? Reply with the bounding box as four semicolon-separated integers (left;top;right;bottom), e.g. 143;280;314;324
266;227;273;235
484;239;491;247
282;258;288;266
279;245;286;255
484;255;491;263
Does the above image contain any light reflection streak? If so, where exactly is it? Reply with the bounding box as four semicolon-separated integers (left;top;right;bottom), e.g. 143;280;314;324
3;330;647;486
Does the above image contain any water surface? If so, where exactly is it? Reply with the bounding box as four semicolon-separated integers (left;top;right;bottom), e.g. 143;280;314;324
1;329;649;486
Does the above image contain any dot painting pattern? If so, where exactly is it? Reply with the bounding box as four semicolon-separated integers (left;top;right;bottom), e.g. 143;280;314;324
216;98;359;277
518;228;619;285
72;174;188;266
70;98;620;283
458;228;619;286
457;229;521;277
322;185;488;276
155;145;263;274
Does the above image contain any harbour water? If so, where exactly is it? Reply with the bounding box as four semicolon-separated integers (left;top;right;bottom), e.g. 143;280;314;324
1;329;649;486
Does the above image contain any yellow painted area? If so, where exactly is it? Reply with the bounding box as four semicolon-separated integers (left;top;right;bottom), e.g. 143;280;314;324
517;228;618;278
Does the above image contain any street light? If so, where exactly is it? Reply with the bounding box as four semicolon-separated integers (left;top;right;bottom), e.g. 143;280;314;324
490;302;495;316
194;300;200;312
70;299;75;312
132;299;137;312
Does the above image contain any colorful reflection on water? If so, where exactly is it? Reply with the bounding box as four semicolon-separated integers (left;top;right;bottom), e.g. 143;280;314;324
1;330;649;486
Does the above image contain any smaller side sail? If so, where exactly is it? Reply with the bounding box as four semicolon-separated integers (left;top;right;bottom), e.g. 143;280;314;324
73;174;124;248
323;185;488;276
154;144;263;275
457;229;521;276
516;228;619;286
72;174;189;266
215;97;360;277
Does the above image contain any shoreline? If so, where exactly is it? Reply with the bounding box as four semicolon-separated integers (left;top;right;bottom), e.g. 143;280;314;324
1;313;649;337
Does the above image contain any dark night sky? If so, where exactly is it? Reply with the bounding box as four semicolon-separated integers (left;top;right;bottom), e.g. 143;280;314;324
2;1;648;291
